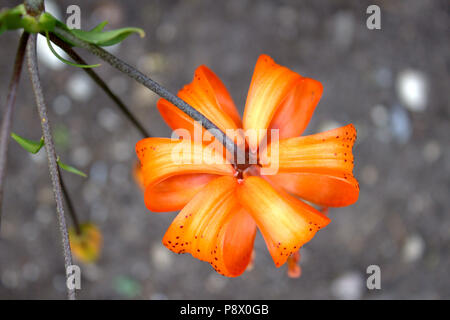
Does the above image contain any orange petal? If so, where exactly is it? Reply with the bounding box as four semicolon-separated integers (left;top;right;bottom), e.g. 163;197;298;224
287;251;302;278
243;55;301;148
219;208;257;276
267;170;359;207
157;65;241;136
237;176;330;267
262;124;357;174
136;137;235;189
268;77;323;139
199;66;242;128
133;160;145;192
162;176;256;277
157;98;197;134
144;173;218;212
246;249;255;271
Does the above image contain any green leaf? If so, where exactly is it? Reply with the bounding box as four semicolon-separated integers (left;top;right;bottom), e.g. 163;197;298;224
37;11;57;31
1;5;144;48
90;21;108;33
11;132;44;154
69;21;145;47
0;5;26;35
0;5;57;35
45;31;100;68
57;158;87;178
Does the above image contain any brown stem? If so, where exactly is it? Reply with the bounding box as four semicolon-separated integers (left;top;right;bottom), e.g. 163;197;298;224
26;34;75;300
52;26;256;170
47;33;151;138
58;167;82;235
0;32;30;231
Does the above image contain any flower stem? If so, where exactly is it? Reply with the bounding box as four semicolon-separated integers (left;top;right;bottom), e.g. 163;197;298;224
58;167;82;235
52;27;252;169
26;34;75;300
47;33;150;138
0;31;30;232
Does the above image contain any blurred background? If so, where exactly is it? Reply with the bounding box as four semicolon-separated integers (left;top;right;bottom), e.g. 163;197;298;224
0;0;448;299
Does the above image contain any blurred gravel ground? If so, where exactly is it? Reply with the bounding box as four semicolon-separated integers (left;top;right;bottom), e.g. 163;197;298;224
0;0;448;299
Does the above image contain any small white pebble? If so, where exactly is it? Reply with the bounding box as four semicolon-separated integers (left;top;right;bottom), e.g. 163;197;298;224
151;244;173;271
66;73;94;102
396;69;428;112
402;234;425;263
331;271;364;300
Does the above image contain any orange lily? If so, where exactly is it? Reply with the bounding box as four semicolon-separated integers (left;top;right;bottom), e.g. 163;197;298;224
136;54;359;277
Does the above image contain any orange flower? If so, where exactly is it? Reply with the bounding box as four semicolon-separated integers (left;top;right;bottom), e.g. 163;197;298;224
286;207;329;278
135;55;359;277
287;251;302;278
